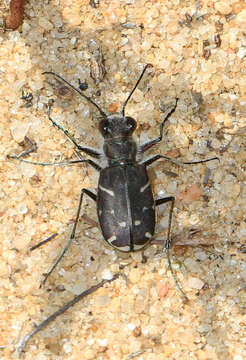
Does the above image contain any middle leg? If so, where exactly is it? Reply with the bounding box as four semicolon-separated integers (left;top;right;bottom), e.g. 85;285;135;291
143;154;218;167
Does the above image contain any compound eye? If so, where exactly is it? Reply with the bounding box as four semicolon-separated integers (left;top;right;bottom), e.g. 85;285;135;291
99;119;109;135
125;117;136;132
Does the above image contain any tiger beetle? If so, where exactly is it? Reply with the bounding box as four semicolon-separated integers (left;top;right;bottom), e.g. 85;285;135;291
10;64;218;352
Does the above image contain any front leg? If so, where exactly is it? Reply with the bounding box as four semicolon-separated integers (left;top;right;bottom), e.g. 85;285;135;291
139;99;178;153
47;103;102;159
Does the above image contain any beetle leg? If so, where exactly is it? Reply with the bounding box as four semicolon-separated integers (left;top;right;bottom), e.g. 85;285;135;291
155;196;175;249
139;99;178;153
142;154;218;167
11;136;37;158
76;146;102;158
47;103;102;158
42;188;97;285
155;195;189;301
8;156;102;171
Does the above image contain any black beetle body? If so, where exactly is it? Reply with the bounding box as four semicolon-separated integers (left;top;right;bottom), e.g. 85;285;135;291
97;113;155;252
98;163;155;252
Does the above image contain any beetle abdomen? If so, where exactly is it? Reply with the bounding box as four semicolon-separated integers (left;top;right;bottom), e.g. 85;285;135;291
97;164;155;252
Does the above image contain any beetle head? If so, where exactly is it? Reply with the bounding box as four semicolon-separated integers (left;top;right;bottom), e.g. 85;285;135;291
99;114;136;139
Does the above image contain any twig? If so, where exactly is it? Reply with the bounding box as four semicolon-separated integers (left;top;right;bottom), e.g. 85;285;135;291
30;233;58;251
17;273;120;353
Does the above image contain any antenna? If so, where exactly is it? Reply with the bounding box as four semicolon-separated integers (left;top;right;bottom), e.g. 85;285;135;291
121;63;153;116
43;72;107;117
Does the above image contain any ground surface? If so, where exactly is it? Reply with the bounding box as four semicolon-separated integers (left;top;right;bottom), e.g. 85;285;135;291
0;1;245;359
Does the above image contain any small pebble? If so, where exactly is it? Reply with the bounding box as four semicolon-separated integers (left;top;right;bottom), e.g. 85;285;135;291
158;284;169;298
121;22;136;29
174;245;188;256
101;268;114;280
10;122;30;143
177;184;202;203
214;2;232;16
187;277;205;290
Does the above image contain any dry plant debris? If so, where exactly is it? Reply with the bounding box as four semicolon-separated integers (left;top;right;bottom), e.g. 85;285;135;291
5;0;24;29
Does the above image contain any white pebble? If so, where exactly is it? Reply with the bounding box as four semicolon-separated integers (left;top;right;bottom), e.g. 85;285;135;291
10;122;30;143
63;341;72;353
101;268;113;280
187;277;205;290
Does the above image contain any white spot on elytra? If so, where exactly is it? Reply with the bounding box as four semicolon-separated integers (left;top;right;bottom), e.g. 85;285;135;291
143;206;148;212
140;182;150;193
99;185;115;197
145;232;152;239
111;209;115;215
134;220;141;226
119;222;126;227
107;235;116;244
117;245;130;252
133;243;145;251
